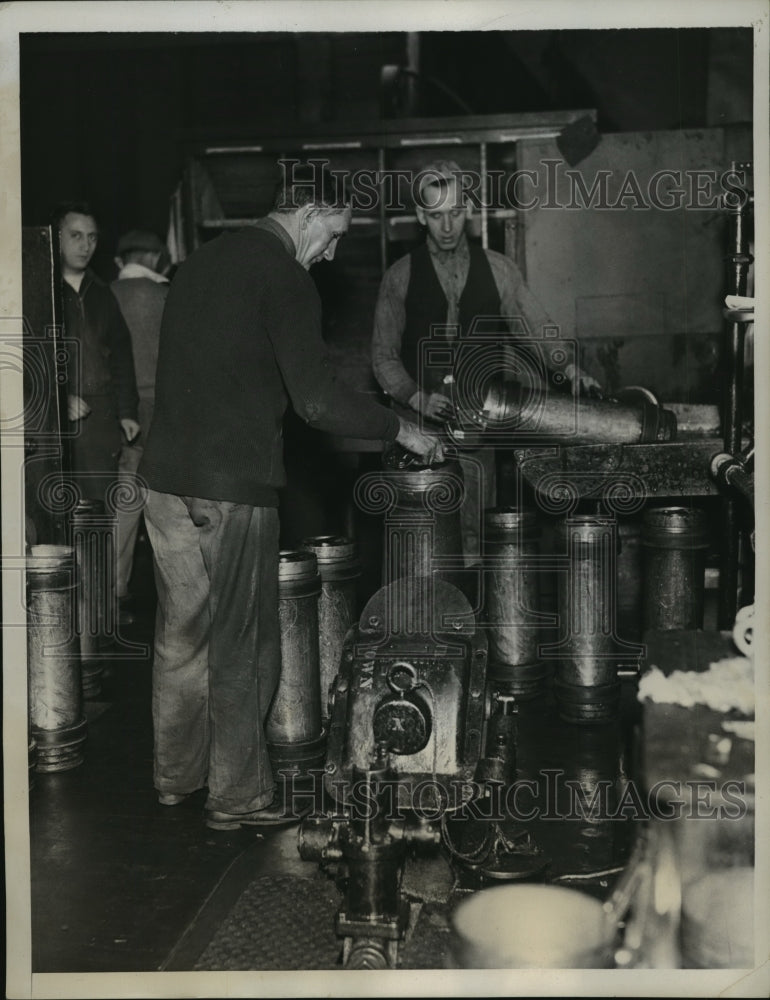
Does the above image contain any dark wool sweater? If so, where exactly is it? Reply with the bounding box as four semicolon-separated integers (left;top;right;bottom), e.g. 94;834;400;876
62;269;139;420
139;221;399;506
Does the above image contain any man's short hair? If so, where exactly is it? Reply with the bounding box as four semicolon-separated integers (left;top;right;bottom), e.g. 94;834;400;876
271;161;349;214
415;159;464;209
50;201;98;230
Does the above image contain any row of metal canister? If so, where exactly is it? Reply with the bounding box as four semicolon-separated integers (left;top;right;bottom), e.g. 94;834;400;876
25;526;361;782
26;501;709;777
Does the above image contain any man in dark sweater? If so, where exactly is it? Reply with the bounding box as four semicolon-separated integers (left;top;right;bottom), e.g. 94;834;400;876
139;165;440;830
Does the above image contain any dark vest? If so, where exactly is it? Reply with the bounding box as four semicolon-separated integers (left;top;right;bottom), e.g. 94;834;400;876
402;242;503;393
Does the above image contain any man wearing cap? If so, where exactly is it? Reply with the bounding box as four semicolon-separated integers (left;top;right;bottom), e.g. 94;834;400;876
138;163;440;830
54;201;140;502
371;160;601;560
111;230;170;620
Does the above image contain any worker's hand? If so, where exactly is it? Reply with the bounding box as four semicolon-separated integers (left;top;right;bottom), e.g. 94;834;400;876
564;364;603;398
120;418;141;444
408;389;455;422
396;417;445;464
67;394;91;421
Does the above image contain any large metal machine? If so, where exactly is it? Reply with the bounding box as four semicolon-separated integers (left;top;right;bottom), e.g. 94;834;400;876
295;161;756;963
299;574;496;968
295;372;685;967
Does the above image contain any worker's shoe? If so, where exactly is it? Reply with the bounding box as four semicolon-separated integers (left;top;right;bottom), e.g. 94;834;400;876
158;791;190;806
205;797;303;831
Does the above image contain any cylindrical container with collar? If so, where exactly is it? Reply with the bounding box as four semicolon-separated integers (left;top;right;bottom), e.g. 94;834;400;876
27;545;87;771
641;506;709;631
483;508;550;699
552;516;622;725
266;550;326;784
70;498;117;699
300;535;360;723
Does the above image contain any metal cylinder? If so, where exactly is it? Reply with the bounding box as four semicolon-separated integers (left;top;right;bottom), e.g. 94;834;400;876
300;535;360;722
617;519;643;638
483;508;549;698
450;377;677;446
26;545;87;771
381;459;465;588
641;506;709;631
266;550;325;783
345;847;402;922
70;499;117;699
553;516;621;725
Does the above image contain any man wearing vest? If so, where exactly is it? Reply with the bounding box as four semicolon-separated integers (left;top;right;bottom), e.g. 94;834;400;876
371;159;601;561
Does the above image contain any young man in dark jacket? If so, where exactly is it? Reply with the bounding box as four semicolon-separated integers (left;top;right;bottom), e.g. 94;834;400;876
55;202;140;502
139;164;440;830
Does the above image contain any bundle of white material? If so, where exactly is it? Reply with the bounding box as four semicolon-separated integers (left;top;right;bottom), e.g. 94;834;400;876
638;657;755;717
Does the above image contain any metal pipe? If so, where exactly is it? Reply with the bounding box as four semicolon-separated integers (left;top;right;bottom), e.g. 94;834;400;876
718;171;752;628
480;141;489;249
448;377;676;447
404;33;420;116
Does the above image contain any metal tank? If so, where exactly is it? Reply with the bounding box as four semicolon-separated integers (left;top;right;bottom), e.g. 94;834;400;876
300;535;360;723
266;550;325;785
641;506;709;631
26;544;87;771
483;508;550;699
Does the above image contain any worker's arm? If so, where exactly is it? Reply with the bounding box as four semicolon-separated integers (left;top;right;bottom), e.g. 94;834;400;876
491;253;602;396
104;286;141;439
265;261;441;460
372;257;453;421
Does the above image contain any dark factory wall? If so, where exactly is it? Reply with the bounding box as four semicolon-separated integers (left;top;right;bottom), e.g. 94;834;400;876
20;28;751;277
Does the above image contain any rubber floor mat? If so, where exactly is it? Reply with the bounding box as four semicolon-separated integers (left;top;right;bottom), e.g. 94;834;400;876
192;873;452;970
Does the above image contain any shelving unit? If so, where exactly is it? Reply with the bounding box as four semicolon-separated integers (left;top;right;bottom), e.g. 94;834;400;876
172;110;596;274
